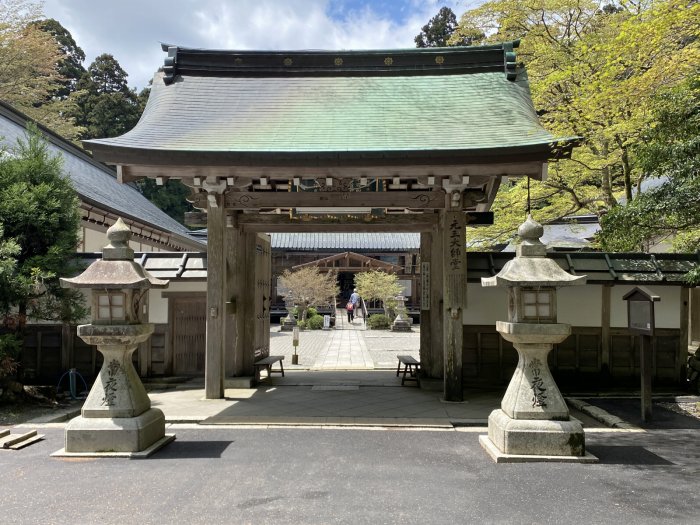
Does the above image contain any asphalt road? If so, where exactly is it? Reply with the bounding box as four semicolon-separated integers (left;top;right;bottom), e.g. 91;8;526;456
3;426;700;525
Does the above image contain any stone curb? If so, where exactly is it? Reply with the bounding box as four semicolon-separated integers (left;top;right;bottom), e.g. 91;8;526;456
566;398;641;430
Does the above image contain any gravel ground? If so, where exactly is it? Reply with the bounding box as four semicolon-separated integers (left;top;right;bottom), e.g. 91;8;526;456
657;401;700;420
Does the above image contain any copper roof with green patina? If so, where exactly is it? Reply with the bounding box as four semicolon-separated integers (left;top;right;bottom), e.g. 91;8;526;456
85;43;575;163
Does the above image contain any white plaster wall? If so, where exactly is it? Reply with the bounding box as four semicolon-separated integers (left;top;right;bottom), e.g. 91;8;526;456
464;284;507;325
81;225;169;254
82;227;107;252
148;281;206;324
558;285;602;327
611;285;680;329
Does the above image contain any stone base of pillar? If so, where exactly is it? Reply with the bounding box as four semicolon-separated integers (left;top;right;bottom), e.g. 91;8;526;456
390;319;412;332
481;409;597;463
280;321;297;332
59;408;171;455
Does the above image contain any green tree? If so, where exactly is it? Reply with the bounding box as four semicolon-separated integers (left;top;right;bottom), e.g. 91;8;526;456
415;6;481;48
32;18;85;99
354;271;402;318
137;178;194;225
278;267;338;323
0;1;80;139
0;126;85;325
599;75;700;255
453;0;700;248
73;53;142;140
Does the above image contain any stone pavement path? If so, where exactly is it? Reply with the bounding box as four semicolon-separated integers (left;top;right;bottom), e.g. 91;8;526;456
270;309;419;370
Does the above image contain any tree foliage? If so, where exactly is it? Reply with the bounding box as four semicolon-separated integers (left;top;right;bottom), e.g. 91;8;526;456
599;74;700;254
452;0;700;250
72;53;143;140
0;126;85;325
354;271;402;317
415;6;481;47
278;267;339;323
32;18;85;99
0;1;80;139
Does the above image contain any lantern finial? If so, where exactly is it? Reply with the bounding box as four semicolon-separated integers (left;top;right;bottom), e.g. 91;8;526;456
103;218;134;260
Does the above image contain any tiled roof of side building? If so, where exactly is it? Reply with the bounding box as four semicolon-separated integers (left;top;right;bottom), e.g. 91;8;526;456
73;251;699;285
0;102;204;250
270;233;421;251
85;43;577;165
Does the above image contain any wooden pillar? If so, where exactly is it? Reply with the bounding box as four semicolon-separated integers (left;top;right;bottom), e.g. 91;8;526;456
61;323;74;372
224;221;241;378
640;334;653;421
601;285;612;377
419;232;433;376
691;288;700;345
205;195;225;399
240;232;258;375
679;287;690;383
442;209;467;401
429;223;444;378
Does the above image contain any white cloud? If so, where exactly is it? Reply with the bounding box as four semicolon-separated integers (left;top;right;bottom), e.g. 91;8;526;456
41;0;469;89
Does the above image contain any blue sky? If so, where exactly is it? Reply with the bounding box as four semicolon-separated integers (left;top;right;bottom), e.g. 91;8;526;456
41;1;476;90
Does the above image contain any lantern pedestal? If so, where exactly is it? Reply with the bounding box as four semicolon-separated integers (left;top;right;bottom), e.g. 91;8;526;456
391;296;412;332
479;322;596;463
54;324;174;457
280;303;297;332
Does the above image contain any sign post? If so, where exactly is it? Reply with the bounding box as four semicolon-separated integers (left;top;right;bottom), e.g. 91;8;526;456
292;326;300;365
623;287;660;422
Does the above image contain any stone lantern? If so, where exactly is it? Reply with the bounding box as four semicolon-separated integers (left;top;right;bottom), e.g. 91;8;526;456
55;218;174;457
391;295;412;332
479;215;596;462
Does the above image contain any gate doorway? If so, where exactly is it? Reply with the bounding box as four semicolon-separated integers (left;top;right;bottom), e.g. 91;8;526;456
338;272;354;303
170;295;206;375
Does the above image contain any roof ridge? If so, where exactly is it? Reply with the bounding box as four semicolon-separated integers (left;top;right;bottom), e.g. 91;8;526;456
161;41;522;84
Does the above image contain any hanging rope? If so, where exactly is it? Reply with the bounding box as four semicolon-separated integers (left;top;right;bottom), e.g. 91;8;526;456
526;176;531;216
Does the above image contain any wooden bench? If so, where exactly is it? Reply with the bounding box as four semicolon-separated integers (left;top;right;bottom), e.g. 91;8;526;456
396;355;420;387
254;355;285;382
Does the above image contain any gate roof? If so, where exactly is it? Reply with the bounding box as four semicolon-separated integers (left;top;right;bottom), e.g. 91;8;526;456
84;42;575;169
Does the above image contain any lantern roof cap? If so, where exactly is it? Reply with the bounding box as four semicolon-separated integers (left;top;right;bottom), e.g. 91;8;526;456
60;218;169;290
482;215;586;288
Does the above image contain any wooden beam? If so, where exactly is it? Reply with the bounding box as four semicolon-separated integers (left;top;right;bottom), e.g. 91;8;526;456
109;159;549;180
237;213;440;232
191;190;449;210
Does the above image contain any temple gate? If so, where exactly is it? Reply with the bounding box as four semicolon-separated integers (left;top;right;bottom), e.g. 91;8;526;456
85;42;574;401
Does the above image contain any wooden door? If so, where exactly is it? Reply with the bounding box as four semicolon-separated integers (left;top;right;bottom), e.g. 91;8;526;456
171;296;206;375
254;234;272;360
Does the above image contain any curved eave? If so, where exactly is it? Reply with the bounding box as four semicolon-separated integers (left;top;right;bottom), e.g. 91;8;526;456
85;140;577;168
481;258;587;288
60;260;169;289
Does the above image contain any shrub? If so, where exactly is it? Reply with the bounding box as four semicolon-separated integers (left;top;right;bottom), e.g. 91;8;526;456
0;334;21;378
307;307;319;318
306;315;324;330
367;314;390;330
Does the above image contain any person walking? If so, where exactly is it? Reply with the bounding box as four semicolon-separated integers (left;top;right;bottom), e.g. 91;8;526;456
349;288;361;323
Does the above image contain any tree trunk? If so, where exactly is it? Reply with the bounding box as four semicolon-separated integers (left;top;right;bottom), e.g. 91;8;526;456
619;139;633;202
600;141;617;208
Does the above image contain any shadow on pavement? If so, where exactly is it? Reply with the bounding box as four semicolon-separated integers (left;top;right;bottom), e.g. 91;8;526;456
586;445;674;466
149;440;233;459
582;398;700;429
